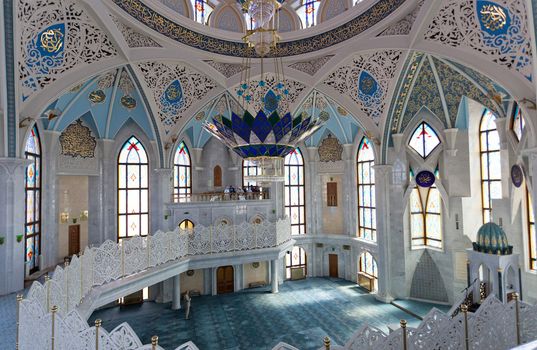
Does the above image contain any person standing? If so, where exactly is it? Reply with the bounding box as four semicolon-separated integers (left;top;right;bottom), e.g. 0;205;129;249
184;290;191;320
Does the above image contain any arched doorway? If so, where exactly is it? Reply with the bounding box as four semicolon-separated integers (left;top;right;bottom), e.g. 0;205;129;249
217;266;234;294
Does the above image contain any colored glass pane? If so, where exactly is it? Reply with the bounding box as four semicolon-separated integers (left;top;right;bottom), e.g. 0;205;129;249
480;109;501;223
174;141;192;202
408;122;441;159
118;136;149;240
512;104;525;142
357;137;376;241
285;246;307;279
285;148;305;235
24;126;41;274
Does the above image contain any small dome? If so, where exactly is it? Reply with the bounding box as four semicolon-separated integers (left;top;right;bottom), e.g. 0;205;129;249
473;222;512;255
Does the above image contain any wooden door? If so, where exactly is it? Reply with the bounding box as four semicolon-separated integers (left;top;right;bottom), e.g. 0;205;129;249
217;266;234;294
329;254;338;278
68;225;80;256
214;165;222;188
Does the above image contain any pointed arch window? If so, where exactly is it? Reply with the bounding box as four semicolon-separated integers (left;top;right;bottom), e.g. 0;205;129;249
357;137;376;241
527;189;536;270
174;141;192;202
190;0;213;24
118;136;149;241
285;246;307;279
408;122;441;159
242;159;260;188
512;104;526;142
410;173;442;249
25;126;42;274
285;148;306;235
480;110;501;223
296;0;321;28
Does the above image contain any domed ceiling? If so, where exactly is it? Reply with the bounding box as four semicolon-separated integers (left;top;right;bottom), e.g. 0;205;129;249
15;0;536;166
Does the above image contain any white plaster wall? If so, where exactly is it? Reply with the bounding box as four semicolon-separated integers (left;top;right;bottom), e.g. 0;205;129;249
57;176;89;259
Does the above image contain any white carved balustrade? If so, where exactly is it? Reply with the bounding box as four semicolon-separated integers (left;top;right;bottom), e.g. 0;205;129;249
16;215;537;350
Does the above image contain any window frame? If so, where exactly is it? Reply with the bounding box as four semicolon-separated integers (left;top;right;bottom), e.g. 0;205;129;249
479;109;501;224
357;137;376;241
285;246;307;279
408;122;441;159
284;148;306;235
242;159;260;188
117;136;150;241
174;141;192;202
410;182;443;250
24;126;42;275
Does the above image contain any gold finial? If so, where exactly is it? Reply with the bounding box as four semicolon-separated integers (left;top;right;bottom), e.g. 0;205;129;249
51;305;58;313
44;274;50;282
16;294;23;302
323;336;330;350
461;304;468;313
400;319;407;328
512;293;519;301
95;319;102;327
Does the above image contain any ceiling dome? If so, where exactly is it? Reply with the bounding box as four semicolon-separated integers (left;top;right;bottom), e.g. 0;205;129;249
473;222;512;255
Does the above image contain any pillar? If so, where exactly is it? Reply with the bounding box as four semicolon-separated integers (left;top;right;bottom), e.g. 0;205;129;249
373;164;394;303
172;275;181;310
0;158;30;294
271;259;279;293
154;168;173;231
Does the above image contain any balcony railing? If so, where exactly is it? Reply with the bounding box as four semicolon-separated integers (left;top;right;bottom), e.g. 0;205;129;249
172;190;269;203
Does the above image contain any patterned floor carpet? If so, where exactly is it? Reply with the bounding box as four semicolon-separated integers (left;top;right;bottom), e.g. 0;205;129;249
89;278;446;350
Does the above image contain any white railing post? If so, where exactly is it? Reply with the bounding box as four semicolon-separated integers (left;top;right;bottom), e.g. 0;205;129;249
147;235;151;268
210;226;213;254
16;294;22;350
64;260;69;311
121;241;125;277
514;293;521;345
45;274;50;312
80;255;84;302
95;319;101;350
51;305;58;350
401;319;407;350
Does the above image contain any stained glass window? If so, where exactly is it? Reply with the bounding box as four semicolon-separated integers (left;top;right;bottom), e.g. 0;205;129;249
408;122;441;159
410;178;442;249
285;246;307;279
174;141;192;202
190;0;213;24
296;0;320;28
25;126;42;274
179;219;195;231
118;136;149;241
359;251;378;291
527;189;536;270
357;137;376;241
243;159;260;188
285;148;306;235
512;104;525;142
480;110;501;223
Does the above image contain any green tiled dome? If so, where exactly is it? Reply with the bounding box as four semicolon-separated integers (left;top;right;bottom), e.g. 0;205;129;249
473;222;513;255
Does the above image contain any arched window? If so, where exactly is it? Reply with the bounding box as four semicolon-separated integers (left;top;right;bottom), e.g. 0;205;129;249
527;189;536;270
118;136;149;241
408;122;441;159
285;148;305;235
285;246;307;279
242;159;260;187
179;219;195;231
296;0;320;28
190;0;213;24
25;126;42;274
358;251;378;291
174;141;192;202
480;110;501;223
410;173;442;249
512;104;526;142
357;137;376;241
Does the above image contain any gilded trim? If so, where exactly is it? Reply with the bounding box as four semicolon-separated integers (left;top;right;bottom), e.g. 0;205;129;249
112;0;406;57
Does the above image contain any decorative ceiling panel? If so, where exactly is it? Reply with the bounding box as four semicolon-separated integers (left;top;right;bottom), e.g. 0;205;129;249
322;50;402;125
288;55;334;76
378;0;424;36
423;0;533;81
137;61;219;135
18;0;118;101
110;15;162;48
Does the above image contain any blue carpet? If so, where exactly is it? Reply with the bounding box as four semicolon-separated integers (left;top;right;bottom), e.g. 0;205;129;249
90;278;425;350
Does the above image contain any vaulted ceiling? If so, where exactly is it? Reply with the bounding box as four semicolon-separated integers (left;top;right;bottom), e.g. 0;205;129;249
16;0;536;167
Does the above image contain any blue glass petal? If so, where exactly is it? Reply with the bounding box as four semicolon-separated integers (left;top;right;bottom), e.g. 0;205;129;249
252;110;272;142
272;112;292;143
231;112;251;143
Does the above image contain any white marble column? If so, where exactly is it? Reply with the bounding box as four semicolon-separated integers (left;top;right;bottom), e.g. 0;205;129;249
42;131;60;268
0;158;30;294
172;275;181;310
342;144;356;237
154;168;173;232
271;259;279;293
373;164;394;303
306;147;320;235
